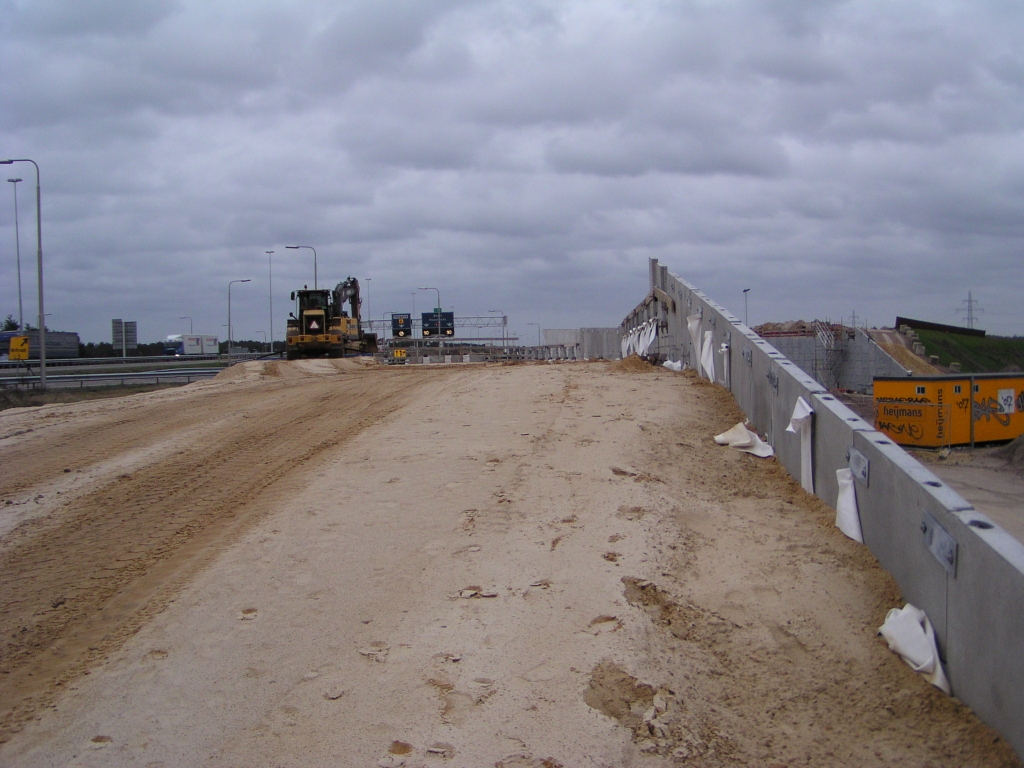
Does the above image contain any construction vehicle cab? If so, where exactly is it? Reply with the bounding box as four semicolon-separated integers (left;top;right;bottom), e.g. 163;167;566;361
285;278;378;360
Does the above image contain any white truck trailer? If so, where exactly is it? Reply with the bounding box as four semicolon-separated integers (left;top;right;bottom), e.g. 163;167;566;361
164;334;219;355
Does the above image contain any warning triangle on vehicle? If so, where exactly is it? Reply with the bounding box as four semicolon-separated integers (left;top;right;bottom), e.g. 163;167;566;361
309;321;319;330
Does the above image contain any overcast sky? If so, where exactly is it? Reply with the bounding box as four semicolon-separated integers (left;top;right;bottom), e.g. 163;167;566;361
2;0;1022;345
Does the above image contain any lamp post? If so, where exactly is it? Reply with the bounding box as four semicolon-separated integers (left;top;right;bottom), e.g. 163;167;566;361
257;330;267;352
266;251;274;355
364;277;371;333
179;316;193;334
743;288;750;327
528;322;540;346
1;159;45;389
488;309;506;346
7;178;23;330
228;279;251;358
286;245;317;289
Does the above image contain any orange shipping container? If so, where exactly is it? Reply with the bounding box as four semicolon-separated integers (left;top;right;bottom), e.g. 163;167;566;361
874;374;1024;447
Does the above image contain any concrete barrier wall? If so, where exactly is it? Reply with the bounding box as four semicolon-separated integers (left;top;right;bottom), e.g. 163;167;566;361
622;258;1024;757
542;328;622;360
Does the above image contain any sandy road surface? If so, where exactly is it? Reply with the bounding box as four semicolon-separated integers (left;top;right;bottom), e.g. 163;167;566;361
0;359;1017;767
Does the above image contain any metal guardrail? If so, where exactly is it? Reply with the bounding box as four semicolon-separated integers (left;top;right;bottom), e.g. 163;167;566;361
0;354;228;370
0;369;220;391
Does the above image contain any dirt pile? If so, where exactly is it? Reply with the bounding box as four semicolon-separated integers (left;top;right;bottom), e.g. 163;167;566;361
612;354;655;373
994;434;1024;472
753;319;816;335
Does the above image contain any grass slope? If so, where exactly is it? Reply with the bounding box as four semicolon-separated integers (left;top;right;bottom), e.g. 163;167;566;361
917;330;1024;373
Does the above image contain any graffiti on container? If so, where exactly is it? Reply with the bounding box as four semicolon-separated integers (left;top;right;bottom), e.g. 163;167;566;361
997;389;1016;415
1018;392;1024;412
877;420;925;440
956;398;970;411
877;396;932;404
973;397;1011;427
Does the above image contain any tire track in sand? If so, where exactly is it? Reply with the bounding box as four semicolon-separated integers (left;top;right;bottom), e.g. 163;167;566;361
0;366;461;741
0;382;294;497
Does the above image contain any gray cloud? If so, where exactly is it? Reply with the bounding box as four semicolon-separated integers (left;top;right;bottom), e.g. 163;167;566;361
1;0;1022;345
12;0;180;38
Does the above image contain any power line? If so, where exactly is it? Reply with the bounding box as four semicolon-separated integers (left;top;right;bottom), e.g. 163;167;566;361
956;291;984;329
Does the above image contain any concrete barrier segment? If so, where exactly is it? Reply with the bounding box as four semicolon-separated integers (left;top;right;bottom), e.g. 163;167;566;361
621;257;1024;759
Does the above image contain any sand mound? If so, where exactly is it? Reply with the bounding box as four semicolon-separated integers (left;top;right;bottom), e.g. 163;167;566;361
262;361;284;378
612;354;654;373
993;434;1024;471
329;356;380;371
267;357;381;379
213;361;266;382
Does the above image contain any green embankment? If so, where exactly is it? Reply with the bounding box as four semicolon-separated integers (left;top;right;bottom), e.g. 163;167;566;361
917;330;1024;373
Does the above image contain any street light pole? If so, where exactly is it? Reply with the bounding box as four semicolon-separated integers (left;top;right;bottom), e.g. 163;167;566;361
743;288;750;327
179;316;193;334
1;159;45;389
7;178;23;330
285;245;317;289
228;279;251;359
257;330;267;352
528;322;540;346
266;251;274;355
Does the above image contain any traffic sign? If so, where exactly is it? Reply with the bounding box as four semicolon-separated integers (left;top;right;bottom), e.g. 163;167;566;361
8;336;29;360
391;313;411;337
422;311;454;337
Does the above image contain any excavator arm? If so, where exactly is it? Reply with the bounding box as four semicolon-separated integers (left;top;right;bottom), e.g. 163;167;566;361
333;278;361;322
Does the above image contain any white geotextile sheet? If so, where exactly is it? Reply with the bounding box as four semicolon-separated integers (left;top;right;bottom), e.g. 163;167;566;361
786;397;814;494
835;468;864;543
687;314;702;377
700;330;715;383
642;323;657;355
622;321;658;359
713;422;774;458
878;604;950;694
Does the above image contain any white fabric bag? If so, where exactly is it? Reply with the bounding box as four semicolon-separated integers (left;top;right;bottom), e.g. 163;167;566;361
878;604;950;694
714;422;775;458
